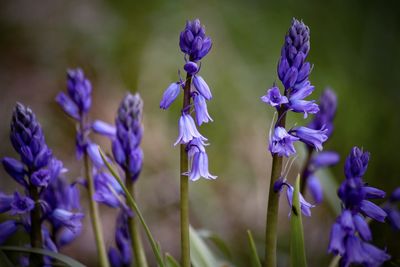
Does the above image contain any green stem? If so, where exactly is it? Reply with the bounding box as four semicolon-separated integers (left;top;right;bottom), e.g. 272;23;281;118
264;108;287;267
180;72;193;267
99;148;165;267
126;175;148;267
84;152;109;267
29;185;43;267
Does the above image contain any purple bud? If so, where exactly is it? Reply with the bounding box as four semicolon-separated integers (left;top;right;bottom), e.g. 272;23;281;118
307;175;323;203
184;61;199;75
311;151;340;168
193;75;212;100
55;92;80;120
112;139;126;166
86;142;104;167
2;157;26;186
92;120;116;137
390;187;400;202
108;248;123;267
328;222;346;255
282;67;298;89
160;83;181;109
288;99;319;118
0;193;13;213
353;214;371;241
344;147;370;179
360;200;386;222
363;186;385;199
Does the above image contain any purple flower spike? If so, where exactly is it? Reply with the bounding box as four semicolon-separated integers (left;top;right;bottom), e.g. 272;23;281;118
160;82;181;109
193;75;212;100
290;126;327;151
114;93;144;182
269;127;299;157
174;113;206;146
261;86;288;107
193;93;213;126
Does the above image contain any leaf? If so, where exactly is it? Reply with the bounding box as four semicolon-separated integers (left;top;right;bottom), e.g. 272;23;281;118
247;230;261;267
165;253;180;267
198;230;232;260
289;175;308;267
190;226;219;267
99;147;165;267
0;246;86;267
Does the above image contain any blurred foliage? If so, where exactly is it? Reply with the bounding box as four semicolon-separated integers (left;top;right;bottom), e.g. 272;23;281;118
1;0;400;266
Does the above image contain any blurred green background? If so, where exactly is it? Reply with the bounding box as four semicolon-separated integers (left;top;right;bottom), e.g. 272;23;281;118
1;0;400;266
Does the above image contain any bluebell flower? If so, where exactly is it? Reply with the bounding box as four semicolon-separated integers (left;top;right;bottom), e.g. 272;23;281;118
193;93;213;126
0;193;13;213
328;146;390;266
309;88;337;137
273;177;315;216
185;138;216;181
289;126;328;151
92;120;116;137
306;175;323;203
269;127;299;157
179;19;212;62
193;75;212;100
175;113;206;146
160;82;181;109
50;209;84;232
311;151;340;168
10;192;34;215
2;157;26;186
30;169;51;187
261;86;288;107
288;99;319;118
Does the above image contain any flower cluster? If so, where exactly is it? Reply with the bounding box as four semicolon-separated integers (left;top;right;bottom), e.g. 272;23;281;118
383;187;400;230
56;68;103;165
0;104;83;262
328;147;390;267
160;18;216;181
302;89;340;203
262;18;328;158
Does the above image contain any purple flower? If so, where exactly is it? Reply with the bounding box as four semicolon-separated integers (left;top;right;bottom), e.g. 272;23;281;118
108;212;132;267
274;178;315;216
193;93;213;126
290;126;328;151
344;146;370;179
185;139;216;181
92;120;116;137
0;193;13;213
174;113;206;146
160;82;181;110
307;175;323;203
50;209;84;231
184;61;199;75
30;169;51;187
260;86;288;107
10;192;34;215
269;127;299;157
0;220;18;244
309;88;337;137
288;99;319;118
114;93;144;181
179;19;212;61
193;75;212;100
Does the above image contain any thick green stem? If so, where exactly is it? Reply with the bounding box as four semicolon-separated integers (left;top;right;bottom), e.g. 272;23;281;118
29;185;43;267
264;108;287;267
126;176;148;267
84;152;109;267
180;72;193;267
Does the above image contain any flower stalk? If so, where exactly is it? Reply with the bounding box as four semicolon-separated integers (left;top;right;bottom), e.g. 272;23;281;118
180;72;193;267
126;172;148;267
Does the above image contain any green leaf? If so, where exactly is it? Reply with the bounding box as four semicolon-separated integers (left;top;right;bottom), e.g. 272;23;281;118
198;230;232;260
98;147;165;267
165;253;180;267
190;226;219;267
289;175;308;267
0;246;86;267
247;230;261;267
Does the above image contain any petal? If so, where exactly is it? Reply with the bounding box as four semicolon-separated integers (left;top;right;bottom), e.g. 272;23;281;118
92;120;116;137
360;200;387;222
